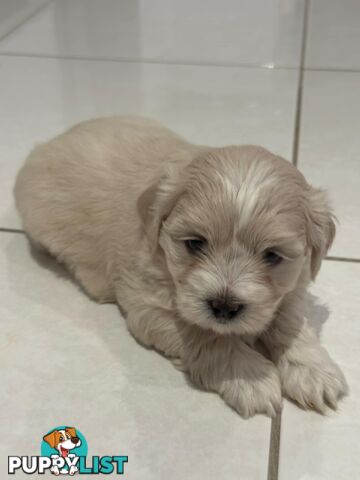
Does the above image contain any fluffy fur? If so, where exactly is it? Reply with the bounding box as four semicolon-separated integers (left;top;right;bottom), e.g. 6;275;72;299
15;116;348;418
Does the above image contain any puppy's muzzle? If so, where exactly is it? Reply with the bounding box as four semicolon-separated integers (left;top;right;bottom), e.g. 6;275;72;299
207;297;245;323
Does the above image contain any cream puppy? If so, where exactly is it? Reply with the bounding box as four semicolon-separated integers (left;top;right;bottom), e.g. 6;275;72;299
15;117;348;418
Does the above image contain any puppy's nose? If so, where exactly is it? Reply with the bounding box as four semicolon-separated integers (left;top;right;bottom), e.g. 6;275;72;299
207;297;244;322
71;436;79;445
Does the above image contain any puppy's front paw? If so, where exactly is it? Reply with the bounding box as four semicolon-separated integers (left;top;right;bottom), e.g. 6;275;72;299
50;466;60;476
221;361;282;418
69;465;78;476
279;352;348;412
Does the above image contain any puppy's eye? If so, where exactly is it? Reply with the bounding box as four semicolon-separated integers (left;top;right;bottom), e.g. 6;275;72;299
59;436;64;442
184;238;206;254
263;250;283;266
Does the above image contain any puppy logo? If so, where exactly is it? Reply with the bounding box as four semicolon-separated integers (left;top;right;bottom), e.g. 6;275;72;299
44;427;81;459
8;426;128;475
42;426;87;476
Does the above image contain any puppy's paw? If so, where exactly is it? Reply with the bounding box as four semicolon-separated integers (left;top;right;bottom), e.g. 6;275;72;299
50;466;60;476
221;361;282;418
280;354;348;412
69;465;78;476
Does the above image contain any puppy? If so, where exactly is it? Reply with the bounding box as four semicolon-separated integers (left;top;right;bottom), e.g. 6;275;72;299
15;116;348;418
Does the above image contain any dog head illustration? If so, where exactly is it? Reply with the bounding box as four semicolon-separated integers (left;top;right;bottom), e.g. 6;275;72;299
43;427;81;458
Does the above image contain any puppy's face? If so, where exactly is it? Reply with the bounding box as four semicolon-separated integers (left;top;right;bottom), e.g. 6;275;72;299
142;146;335;335
43;427;81;457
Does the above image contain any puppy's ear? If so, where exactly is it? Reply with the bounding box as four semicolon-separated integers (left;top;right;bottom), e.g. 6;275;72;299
65;427;77;438
137;165;184;253
43;431;57;448
305;186;336;279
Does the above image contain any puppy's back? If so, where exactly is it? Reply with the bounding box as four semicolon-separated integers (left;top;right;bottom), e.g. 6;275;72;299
14;116;189;301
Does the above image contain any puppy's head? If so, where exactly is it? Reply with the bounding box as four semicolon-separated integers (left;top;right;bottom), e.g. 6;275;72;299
43;427;81;456
138;146;335;335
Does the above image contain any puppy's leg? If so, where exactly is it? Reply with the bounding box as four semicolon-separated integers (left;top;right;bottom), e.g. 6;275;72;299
126;306;281;418
182;329;282;418
125;306;185;359
261;293;348;412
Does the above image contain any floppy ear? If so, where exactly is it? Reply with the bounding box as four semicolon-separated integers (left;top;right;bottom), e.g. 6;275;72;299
65;427;77;438
43;431;57;448
137;166;184;253
305;187;336;279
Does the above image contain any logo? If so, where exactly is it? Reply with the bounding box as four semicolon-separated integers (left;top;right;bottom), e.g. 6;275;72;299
8;426;128;476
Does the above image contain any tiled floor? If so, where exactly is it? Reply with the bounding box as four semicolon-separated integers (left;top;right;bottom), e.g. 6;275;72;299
0;1;359;479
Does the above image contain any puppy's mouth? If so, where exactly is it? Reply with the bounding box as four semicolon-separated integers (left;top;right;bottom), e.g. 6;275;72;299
60;446;69;458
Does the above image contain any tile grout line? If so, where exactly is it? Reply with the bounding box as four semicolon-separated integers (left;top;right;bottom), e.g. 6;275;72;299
267;412;282;480
306;66;360;74
0;0;52;43
325;256;360;264
0;50;359;75
268;2;310;479
0;228;25;234
291;0;310;168
0;51;301;70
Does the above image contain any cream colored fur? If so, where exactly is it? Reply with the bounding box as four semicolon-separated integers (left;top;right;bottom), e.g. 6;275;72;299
15;116;348;418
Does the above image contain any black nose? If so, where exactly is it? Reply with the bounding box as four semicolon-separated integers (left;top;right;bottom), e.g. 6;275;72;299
71;436;79;445
207;298;244;322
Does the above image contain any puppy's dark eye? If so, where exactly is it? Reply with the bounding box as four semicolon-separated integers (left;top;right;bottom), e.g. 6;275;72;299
263;250;283;266
184;238;206;254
